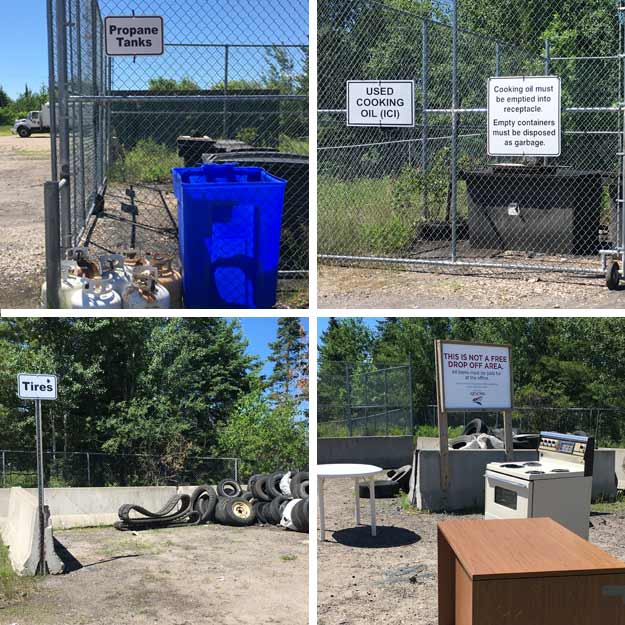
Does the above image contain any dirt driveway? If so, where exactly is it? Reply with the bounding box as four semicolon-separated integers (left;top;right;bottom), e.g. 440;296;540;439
317;478;625;625
318;265;625;309
2;523;308;625
0;134;51;309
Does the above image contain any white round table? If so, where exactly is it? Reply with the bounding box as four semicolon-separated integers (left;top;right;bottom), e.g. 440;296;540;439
317;463;383;540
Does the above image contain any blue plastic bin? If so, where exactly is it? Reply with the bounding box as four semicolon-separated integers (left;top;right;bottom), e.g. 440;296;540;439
172;162;286;308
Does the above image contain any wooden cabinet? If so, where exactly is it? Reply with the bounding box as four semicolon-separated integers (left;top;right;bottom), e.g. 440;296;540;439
438;518;625;625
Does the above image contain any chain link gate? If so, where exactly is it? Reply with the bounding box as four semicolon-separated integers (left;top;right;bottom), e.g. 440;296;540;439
45;0;309;308
318;0;625;284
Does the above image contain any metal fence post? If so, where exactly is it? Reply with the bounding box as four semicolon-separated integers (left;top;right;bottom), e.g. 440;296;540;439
223;45;230;138
544;39;551;167
55;0;72;253
407;359;414;433
345;363;353;436
1;451;5;488
421;18;430;217
234;458;238;483
44;181;62;309
450;0;459;262
86;452;91;486
46;0;58;181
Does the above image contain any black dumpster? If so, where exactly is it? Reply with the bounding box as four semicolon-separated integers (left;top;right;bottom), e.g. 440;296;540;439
461;165;605;255
203;151;309;271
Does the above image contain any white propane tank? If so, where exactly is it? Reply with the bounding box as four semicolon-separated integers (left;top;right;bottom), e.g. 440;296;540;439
122;266;171;309
40;260;87;308
99;254;132;296
67;246;99;278
70;278;122;309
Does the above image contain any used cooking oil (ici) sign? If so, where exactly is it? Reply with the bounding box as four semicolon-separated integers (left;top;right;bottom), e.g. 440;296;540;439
436;341;512;412
488;75;561;157
17;373;58;400
347;80;415;127
105;16;164;56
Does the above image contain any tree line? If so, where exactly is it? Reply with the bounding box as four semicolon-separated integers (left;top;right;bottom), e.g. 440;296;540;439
0;318;308;478
0;84;49;128
318;317;625;443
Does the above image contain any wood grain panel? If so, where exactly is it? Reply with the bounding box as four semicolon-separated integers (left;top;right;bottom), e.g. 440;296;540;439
455;560;473;625
438;527;456;625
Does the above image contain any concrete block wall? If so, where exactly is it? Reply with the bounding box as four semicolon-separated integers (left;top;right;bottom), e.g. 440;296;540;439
317;436;414;468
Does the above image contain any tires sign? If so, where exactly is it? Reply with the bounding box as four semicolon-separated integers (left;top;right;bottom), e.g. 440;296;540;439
17;373;57;400
347;80;415;127
436;342;512;411
105;16;164;56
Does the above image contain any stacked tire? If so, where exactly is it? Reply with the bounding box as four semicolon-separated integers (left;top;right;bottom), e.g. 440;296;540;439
247;470;309;533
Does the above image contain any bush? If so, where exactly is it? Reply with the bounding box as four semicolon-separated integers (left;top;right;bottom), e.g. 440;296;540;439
235;127;258;144
111;139;183;183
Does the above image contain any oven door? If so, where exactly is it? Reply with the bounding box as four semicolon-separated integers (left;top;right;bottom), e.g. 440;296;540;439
485;471;532;520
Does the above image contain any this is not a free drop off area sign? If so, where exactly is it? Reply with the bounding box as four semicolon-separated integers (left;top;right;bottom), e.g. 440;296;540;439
488;76;561;157
347;81;415;127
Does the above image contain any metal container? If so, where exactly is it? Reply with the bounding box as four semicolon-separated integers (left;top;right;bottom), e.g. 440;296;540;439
71;278;122;309
99;254;132;296
122;266;171;309
146;254;182;308
40;260;87;308
67;246;100;278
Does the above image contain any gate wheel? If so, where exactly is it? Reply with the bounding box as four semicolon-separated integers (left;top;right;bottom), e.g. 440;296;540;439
606;260;621;290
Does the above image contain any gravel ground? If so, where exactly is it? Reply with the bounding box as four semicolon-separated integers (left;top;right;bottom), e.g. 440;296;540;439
317;478;625;625
2;523;308;625
318;265;625;309
0;134;51;309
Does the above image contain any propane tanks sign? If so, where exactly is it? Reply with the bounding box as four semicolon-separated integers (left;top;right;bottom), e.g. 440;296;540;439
347;81;415;127
105;16;164;56
488;76;561;157
17;374;57;400
436;342;512;412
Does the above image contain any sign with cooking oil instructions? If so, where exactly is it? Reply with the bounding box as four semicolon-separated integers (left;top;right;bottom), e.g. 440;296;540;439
347;80;415;127
105;15;164;56
437;341;513;412
488;76;561;157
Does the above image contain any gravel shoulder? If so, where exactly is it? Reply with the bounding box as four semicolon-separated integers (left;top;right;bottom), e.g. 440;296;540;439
2;523;308;625
0;134;51;309
317;477;625;625
318;265;625;309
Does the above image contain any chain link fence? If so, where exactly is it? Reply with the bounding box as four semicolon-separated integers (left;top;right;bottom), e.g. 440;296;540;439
45;0;308;307
318;0;625;281
318;362;414;436
0;450;240;488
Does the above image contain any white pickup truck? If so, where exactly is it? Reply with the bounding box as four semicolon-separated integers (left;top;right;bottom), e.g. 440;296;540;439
12;103;51;137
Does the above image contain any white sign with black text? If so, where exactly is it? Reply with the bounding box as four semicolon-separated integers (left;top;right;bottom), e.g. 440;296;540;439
488;76;561;157
439;342;512;411
347;80;415;127
105;15;164;56
17;374;58;400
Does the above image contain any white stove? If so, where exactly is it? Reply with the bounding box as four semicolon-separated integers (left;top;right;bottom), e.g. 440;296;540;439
484;432;595;538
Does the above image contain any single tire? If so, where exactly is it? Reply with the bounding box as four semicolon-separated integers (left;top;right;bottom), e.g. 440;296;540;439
224;497;256;526
358;480;401;499
290;499;305;531
298;479;309;499
290;471;309;499
267;495;289;525
241;491;254;501
252;475;272;502
462;418;490;436
607;260;620;290
266;472;285;498
17;126;31;138
254;501;268;524
190;485;217;523
247;473;262;493
214;497;229;525
449;434;476;450
217;479;242;498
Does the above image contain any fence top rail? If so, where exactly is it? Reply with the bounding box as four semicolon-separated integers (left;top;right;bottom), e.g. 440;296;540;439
70;94;307;103
164;42;308;49
0;450;239;461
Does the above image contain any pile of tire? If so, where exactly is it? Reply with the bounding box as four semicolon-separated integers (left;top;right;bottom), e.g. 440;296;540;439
114;471;309;532
246;470;309;533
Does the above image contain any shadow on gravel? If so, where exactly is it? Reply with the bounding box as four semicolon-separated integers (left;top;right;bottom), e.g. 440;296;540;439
332;526;421;548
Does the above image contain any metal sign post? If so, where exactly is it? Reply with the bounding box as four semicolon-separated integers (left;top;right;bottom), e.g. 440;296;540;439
17;373;58;576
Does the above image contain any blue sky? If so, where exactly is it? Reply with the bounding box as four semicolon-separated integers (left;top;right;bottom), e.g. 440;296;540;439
317;317;381;346
0;0;308;99
234;317;308;379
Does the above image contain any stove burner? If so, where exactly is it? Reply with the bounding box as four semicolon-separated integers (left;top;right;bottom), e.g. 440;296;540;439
524;462;542;467
551;468;570;473
526;470;545;475
500;463;524;468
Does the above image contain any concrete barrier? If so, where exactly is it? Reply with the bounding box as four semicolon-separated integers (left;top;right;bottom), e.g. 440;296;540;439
614;449;625;490
409;448;619;512
317;436;414;468
2;488;63;576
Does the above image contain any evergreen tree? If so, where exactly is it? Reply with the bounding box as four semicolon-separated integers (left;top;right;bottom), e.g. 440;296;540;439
267;318;309;401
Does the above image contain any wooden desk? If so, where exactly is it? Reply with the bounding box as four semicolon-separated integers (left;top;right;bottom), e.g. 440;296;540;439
438;518;625;625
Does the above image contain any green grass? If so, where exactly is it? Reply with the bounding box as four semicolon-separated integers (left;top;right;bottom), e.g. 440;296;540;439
414;425;464;441
280;554;297;561
0;540;36;605
279;134;308;155
110;139;183;183
591;492;625;514
0;125;12;136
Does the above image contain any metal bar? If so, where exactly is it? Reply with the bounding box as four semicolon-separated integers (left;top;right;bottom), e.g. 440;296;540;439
1;451;5;488
407;359;414;433
164;42;308;48
319;106;623;114
70;94;307;102
450;0;459;261
34;400;47;575
91;0;99;216
55;0;72;253
46;0;58;180
223;45;229;138
75;0;86;226
421;18;429;217
44;181;61;309
318;254;604;276
86;452;91;486
544;39;551;168
551;55;623;61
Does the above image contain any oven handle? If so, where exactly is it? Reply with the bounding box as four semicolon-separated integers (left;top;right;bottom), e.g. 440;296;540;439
484;472;530;490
